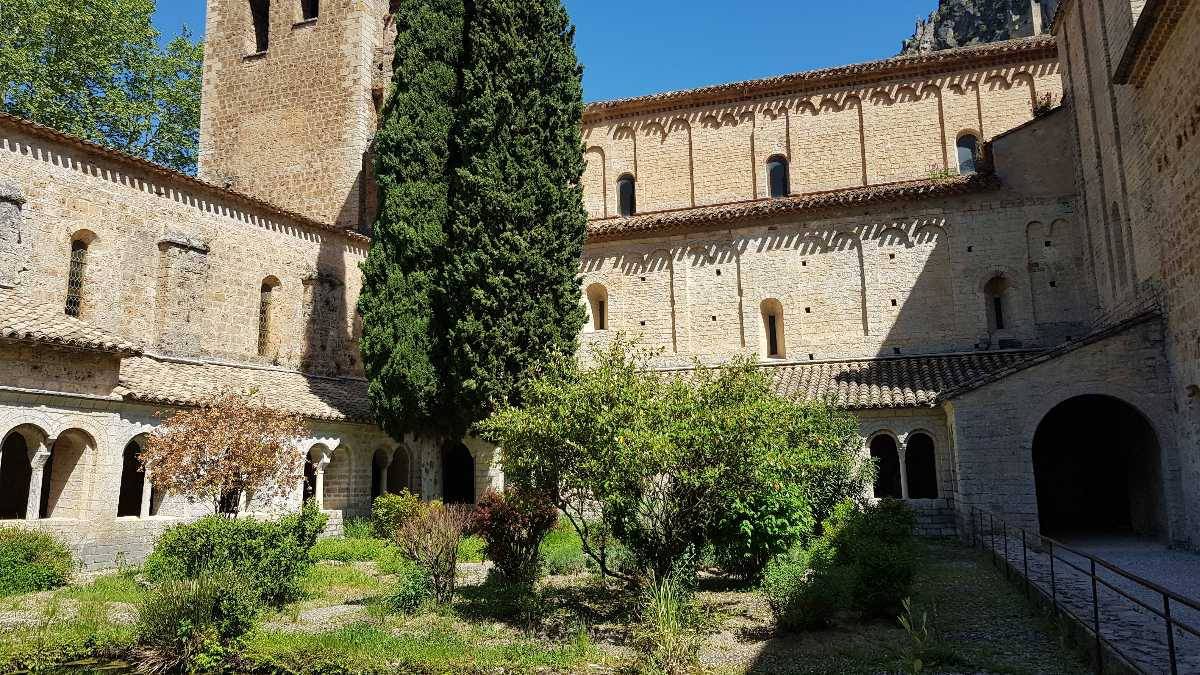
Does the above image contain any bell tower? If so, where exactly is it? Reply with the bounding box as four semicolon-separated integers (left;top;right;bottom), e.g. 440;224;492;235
198;0;395;232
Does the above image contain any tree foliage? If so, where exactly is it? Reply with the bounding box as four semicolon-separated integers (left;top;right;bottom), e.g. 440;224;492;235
141;391;307;515
360;0;587;440
0;0;203;174
478;340;872;581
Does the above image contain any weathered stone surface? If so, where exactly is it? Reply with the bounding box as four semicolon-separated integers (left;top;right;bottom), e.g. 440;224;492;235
902;0;1058;55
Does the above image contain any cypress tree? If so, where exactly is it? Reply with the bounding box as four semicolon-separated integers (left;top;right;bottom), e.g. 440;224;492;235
438;0;588;436
358;0;465;437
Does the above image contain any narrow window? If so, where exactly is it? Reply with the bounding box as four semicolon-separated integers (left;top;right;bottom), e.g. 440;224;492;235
586;283;608;331
117;440;145;517
767;314;779;356
258;278;279;356
617;174;636;217
957;134;979;174
760;299;784;358
767;155;790;198
250;0;270;53
65;239;88;317
301;0;319;20
985;276;1009;331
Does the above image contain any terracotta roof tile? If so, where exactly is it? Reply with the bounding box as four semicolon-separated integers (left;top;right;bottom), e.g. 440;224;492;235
118;356;373;423
0;291;142;355
584;36;1057;122
587;174;1000;242
704;351;1036;410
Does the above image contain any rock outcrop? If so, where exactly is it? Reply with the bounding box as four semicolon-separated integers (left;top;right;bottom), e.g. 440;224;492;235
901;0;1058;54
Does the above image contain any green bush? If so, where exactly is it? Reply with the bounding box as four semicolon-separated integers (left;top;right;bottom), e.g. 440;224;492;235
825;499;917;617
760;546;843;631
343;517;375;540
541;520;586;576
383;557;434;614
474;489;559;585
457;535;486;563
372;491;421;539
310;536;387;563
143;502;327;606
135;572;260;673
0;527;74;597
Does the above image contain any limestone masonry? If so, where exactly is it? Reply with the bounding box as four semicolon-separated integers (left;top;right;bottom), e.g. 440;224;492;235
0;0;1197;567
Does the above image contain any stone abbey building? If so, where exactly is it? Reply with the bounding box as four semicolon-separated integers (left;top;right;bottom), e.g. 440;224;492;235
0;0;1197;567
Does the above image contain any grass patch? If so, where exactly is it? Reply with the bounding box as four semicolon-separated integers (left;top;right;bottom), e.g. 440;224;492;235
57;571;145;605
302;564;384;597
240;616;594;674
311;537;388;563
457;536;485;563
541;520;586;575
0;600;135;672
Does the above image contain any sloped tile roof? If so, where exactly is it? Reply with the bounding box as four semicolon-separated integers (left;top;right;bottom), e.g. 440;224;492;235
587;174;1000;242
118;356;373;423
584;36;1057;122
744;351;1037;409
0;291;142;355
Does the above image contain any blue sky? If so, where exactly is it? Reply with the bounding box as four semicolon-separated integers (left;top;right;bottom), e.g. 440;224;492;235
153;1;935;102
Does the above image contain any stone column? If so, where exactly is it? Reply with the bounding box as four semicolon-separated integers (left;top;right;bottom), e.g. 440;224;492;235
898;438;911;501
376;454;392;498
25;440;52;521
314;453;331;511
140;464;153;518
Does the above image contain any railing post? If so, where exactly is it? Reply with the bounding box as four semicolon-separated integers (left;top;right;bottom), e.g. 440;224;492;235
971;506;977;547
1022;528;1029;599
989;514;996;567
1164;593;1178;675
1090;558;1102;674
1003;522;1009;579
1049;539;1058;615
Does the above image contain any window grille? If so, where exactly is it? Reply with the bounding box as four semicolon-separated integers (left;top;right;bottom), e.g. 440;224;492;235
767;156;790;198
617;175;636;217
258;282;274;356
65;240;87;317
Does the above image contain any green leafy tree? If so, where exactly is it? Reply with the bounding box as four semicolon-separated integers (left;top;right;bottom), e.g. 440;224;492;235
362;0;587;439
359;0;465;438
478;340;872;581
0;0;203;174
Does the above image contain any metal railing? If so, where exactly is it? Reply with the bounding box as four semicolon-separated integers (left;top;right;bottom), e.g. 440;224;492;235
962;505;1200;675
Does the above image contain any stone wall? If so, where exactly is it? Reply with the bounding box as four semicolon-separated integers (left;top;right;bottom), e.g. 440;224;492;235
0;182;29;288
580;55;1063;220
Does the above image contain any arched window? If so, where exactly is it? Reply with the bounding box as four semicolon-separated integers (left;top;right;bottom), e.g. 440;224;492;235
617;174;636;217
760;298;785;358
586;283;608;331
258;277;279;357
301;0;319;20
766;155;790;198
117;440;145;517
985;276;1009;331
388;447;411;495
250;0;270;53
957;134;979;174
870;434;902;499
0;432;31;519
65;239;88;317
904;433;938;499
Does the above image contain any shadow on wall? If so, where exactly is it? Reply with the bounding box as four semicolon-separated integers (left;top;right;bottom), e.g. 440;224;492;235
300;231;359;380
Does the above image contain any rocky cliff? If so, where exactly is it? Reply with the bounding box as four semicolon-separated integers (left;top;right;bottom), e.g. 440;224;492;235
901;0;1058;54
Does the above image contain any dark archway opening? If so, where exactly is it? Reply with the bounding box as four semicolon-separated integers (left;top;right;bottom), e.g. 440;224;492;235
1033;395;1165;538
870;435;902;499
905;433;938;499
0;433;31;519
303;456;317;503
117;440;145;517
442;442;475;505
388;448;411;495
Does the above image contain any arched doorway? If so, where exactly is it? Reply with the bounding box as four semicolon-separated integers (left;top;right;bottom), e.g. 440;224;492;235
117;439;146;517
442;442;475;505
387;447;411;495
905;433;938;499
1033;395;1166;538
870;434;902;499
0;432;32;519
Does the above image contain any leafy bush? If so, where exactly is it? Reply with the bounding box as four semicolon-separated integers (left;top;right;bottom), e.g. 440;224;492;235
343;517;375;540
395;502;471;603
143;501;327;606
761;545;843;631
542;519;587;576
372;491;421;539
383;557;434;614
310;536;387;563
0;527;74;597
458;535;486;563
824;499;917;617
474;489;559;585
135;571;260;673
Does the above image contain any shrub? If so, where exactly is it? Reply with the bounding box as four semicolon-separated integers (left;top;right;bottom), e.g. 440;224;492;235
343;517;375;540
712;495;815;582
542;519;586;576
824;499;917;617
143;501;327;606
474;489;559;585
383;557;434;614
0;528;74;597
372;491;421;539
634;572;698;675
310;537;387;563
394;502;471;603
760;546;843;631
135;571;260;673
